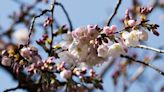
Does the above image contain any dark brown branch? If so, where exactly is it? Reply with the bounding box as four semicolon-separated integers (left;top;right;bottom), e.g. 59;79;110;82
120;54;164;76
104;0;122;26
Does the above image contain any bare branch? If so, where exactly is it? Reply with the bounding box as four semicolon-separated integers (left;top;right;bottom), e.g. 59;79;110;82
120;54;164;76
104;0;122;26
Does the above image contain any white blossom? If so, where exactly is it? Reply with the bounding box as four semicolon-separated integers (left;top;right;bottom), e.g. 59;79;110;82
69;43;89;61
58;51;77;64
122;30;140;47
97;45;109;58
60;33;73;48
108;43;125;57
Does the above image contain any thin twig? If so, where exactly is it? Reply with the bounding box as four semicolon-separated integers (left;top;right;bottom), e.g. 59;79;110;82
120;54;164;76
55;2;73;31
104;0;122;26
134;45;164;53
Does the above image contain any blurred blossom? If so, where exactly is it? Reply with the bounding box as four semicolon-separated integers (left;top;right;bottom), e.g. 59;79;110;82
1;56;12;66
20;46;41;63
138;30;148;41
60;69;72;79
13;28;28;44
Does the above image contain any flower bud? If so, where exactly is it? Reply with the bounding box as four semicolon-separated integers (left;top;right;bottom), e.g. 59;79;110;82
110;25;117;31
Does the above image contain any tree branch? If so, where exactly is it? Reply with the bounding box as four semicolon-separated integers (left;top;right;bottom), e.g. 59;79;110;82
55;2;73;31
120;54;164;76
134;45;164;53
4;85;20;92
104;0;122;26
26;0;56;46
27;10;51;45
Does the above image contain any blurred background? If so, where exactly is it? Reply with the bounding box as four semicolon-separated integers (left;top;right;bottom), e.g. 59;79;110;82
1;0;164;92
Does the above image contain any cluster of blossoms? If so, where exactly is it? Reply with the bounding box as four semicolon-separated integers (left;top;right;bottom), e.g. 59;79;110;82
58;22;153;67
0;44;103;91
56;9;159;67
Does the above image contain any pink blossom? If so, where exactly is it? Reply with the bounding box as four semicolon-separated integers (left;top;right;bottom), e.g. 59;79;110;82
103;25;117;36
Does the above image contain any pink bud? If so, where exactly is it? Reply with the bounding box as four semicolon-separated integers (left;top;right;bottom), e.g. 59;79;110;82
103;26;112;36
110;25;117;31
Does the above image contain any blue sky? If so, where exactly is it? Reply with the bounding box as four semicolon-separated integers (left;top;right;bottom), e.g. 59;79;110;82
0;0;164;92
